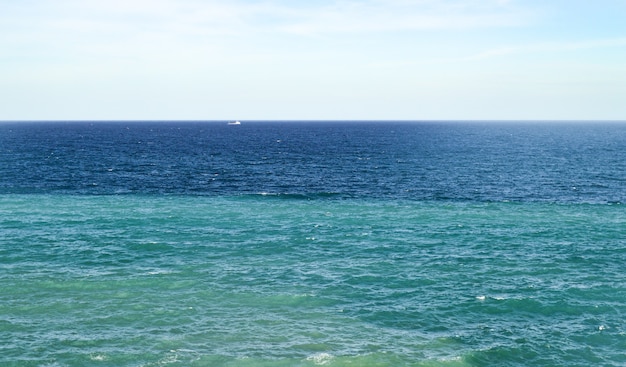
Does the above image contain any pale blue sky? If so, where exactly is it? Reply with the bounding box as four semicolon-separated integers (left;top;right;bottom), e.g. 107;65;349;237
1;0;625;120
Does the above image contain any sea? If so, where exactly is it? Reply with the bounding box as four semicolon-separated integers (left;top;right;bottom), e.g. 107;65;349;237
0;120;625;367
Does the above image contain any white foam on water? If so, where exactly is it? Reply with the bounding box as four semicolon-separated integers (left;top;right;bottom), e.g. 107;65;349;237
145;269;174;275
306;352;334;365
90;354;107;361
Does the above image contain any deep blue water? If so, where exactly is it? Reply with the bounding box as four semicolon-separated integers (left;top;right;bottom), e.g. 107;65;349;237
1;121;624;202
1;121;625;367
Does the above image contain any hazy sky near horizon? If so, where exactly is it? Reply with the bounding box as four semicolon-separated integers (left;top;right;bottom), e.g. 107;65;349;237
1;0;625;120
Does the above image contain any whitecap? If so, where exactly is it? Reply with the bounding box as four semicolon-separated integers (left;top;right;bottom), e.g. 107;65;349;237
90;354;106;361
306;352;334;365
145;269;174;275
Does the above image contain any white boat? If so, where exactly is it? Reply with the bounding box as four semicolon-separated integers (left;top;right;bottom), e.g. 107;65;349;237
227;120;241;125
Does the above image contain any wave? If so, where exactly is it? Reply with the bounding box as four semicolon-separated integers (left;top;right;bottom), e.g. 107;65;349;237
242;192;347;200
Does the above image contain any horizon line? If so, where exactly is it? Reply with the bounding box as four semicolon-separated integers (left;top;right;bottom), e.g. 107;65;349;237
2;119;626;123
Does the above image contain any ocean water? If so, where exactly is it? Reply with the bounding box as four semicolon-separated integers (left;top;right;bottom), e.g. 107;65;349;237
1;121;625;366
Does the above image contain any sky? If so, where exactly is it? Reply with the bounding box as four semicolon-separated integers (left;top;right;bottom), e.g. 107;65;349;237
1;0;625;121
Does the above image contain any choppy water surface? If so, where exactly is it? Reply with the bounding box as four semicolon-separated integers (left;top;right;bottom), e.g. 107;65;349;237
1;121;624;202
0;121;625;366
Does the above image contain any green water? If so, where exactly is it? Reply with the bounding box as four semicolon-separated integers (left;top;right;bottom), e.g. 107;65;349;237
1;195;625;366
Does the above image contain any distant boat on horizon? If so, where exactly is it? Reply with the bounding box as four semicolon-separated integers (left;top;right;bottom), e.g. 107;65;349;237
227;120;241;125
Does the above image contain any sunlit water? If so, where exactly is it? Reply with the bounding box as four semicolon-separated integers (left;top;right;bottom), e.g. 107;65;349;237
1;121;625;366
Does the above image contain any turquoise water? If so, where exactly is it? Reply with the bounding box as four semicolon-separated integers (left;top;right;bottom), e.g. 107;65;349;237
2;121;625;366
2;194;625;366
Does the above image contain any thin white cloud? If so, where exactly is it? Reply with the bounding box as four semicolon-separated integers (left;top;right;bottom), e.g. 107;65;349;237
0;0;535;73
262;0;531;35
466;37;626;60
1;0;532;40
